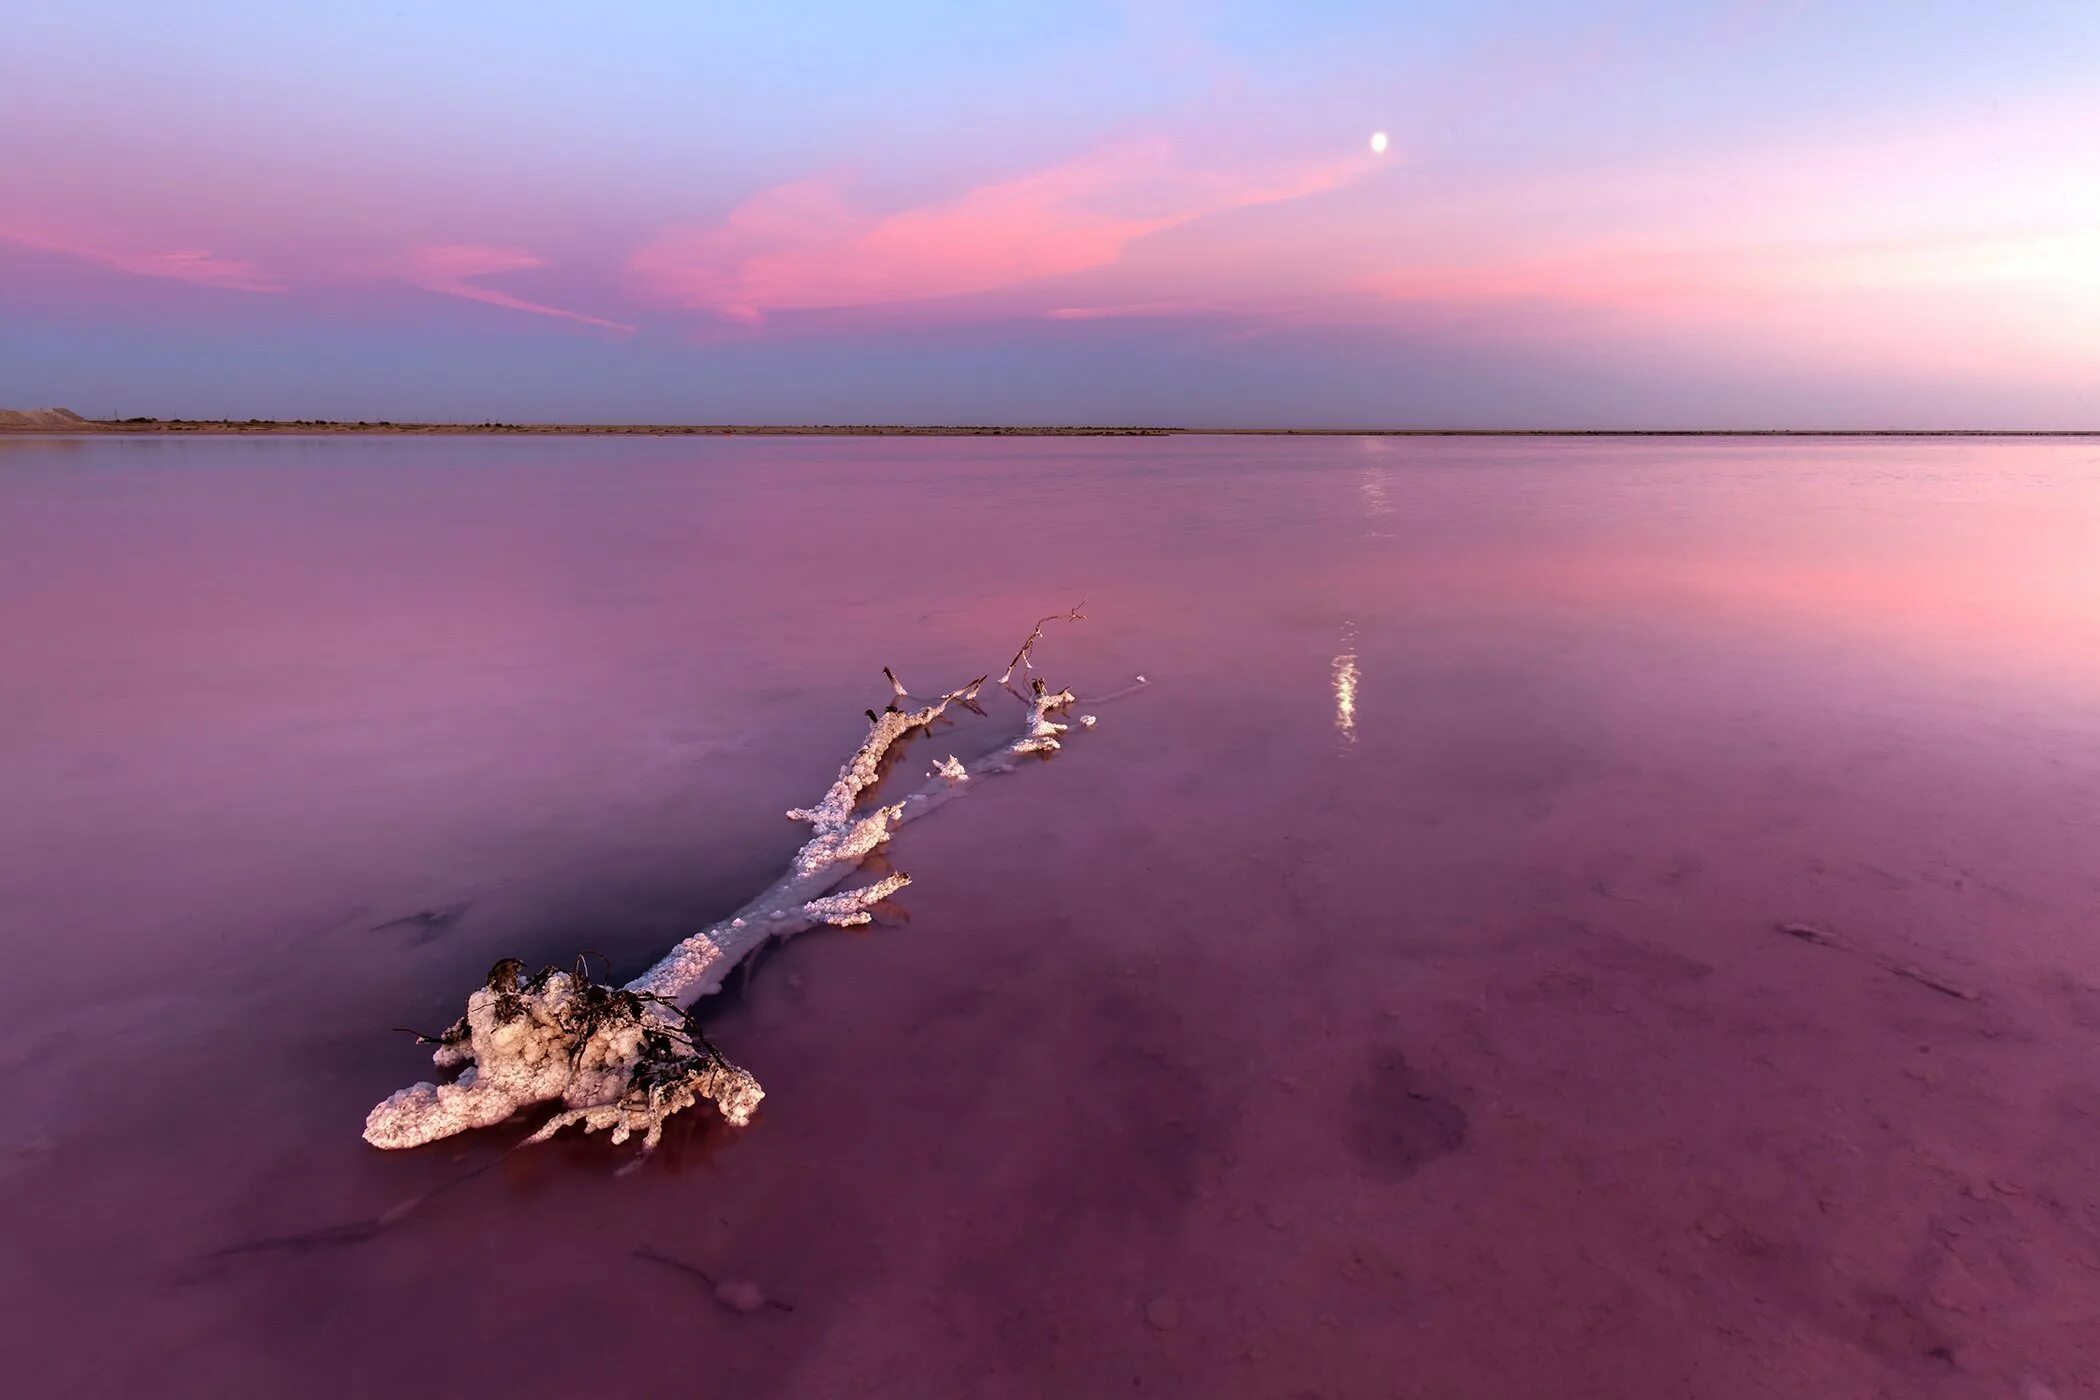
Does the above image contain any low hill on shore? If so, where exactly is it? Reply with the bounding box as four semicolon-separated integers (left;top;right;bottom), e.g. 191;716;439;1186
0;407;95;431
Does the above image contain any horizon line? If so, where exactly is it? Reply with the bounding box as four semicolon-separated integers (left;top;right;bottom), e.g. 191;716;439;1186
12;419;2100;440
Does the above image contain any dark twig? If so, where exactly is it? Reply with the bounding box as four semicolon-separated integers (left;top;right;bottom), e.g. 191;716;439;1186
369;902;472;944
1778;921;1847;948
205;1147;515;1262
635;1244;716;1286
206;1219;385;1259
1890;964;1981;1001
1077;676;1150;704
1000;601;1086;685
635;1246;796;1312
1773;921;1981;1002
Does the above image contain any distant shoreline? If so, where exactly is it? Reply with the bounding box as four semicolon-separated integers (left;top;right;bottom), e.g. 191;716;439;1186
9;419;2098;439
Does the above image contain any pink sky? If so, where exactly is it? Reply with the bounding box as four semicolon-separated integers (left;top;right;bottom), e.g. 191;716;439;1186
3;2;2095;424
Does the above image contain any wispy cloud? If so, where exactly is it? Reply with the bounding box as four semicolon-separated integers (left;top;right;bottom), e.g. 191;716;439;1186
1043;300;1214;321
630;137;1373;323
0;218;283;292
399;244;634;332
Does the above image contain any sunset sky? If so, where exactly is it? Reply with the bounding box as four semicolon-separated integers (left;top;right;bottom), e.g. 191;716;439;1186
3;1;2096;426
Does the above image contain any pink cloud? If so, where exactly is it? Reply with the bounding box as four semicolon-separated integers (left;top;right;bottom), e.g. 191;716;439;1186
1044;301;1213;321
399;244;634;333
0;218;282;292
630;138;1373;322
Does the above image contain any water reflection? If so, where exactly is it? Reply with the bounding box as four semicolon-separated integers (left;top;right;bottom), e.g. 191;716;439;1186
0;435;94;461
1333;620;1359;744
1357;464;1393;524
1359;468;1390;511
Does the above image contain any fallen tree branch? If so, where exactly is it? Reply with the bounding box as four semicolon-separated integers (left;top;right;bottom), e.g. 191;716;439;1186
364;614;1132;1152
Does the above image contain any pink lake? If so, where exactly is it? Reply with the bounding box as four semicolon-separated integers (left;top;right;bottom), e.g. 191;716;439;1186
4;432;2100;1398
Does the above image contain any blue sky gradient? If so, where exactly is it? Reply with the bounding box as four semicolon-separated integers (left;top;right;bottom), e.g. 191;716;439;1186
4;1;2097;425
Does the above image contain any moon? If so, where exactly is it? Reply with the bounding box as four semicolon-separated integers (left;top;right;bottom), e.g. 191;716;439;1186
1369;131;1389;155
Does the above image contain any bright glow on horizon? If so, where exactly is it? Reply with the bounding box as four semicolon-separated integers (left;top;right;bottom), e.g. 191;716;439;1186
1369;131;1389;155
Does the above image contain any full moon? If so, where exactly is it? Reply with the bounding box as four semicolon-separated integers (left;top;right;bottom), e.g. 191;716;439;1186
1369;131;1389;155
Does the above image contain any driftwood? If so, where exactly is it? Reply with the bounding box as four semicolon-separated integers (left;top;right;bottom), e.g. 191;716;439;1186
364;609;1126;1151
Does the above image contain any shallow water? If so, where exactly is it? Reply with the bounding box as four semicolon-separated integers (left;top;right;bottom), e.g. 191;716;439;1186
4;432;2100;1398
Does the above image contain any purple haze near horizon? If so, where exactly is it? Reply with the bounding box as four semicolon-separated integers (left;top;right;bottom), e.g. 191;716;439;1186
4;433;2100;1394
3;1;2099;426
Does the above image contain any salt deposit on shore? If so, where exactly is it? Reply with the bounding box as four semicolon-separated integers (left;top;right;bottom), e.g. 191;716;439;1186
0;407;93;430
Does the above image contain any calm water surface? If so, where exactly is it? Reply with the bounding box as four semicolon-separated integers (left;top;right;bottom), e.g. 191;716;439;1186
4;433;2100;1398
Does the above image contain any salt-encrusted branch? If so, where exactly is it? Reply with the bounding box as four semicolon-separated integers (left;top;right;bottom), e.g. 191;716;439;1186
1000;601;1085;685
364;616;1127;1152
802;871;912;928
